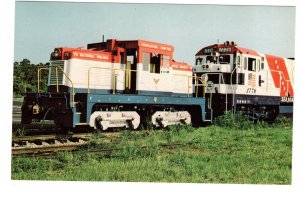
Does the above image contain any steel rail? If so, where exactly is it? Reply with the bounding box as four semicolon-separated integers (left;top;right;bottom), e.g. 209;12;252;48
12;133;93;142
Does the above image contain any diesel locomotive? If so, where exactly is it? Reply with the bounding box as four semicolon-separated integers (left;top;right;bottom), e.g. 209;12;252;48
193;41;294;122
21;39;207;130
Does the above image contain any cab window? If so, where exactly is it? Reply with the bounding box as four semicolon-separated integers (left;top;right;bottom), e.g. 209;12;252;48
247;57;256;71
142;53;150;71
162;55;170;67
150;53;161;73
196;57;203;65
219;55;230;64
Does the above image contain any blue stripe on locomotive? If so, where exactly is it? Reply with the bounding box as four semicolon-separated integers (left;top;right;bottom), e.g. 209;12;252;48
71;91;206;127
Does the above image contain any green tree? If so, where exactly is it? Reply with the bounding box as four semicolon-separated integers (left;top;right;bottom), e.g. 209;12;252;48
13;59;49;97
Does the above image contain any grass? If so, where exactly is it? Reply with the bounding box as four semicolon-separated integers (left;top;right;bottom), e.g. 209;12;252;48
11;117;293;184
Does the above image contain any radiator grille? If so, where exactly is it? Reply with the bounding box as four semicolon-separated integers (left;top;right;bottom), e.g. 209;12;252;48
49;61;64;85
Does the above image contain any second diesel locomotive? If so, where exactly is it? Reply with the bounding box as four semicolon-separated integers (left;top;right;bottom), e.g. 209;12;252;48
193;41;294;121
21;38;294;130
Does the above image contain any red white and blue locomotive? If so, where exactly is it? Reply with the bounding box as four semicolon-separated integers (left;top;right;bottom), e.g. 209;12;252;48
21;39;294;130
21;39;205;130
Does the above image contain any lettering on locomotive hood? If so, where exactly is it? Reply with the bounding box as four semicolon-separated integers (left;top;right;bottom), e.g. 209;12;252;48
204;48;213;54
219;47;232;53
204;47;232;54
140;42;172;51
72;51;109;60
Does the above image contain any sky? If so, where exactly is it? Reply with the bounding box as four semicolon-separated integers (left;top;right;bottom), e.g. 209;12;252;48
14;2;295;65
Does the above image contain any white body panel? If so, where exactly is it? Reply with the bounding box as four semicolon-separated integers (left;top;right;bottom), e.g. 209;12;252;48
171;69;193;95
50;59;193;95
50;59;125;91
194;53;286;97
136;63;172;93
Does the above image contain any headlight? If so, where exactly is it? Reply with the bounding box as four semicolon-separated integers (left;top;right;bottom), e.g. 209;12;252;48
54;49;60;57
51;49;61;59
202;64;210;69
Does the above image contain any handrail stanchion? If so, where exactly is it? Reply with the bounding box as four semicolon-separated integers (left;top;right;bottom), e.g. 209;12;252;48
56;65;75;108
37;66;49;93
88;67;91;94
37;67;40;93
55;67;59;93
113;69;117;94
195;76;199;98
203;80;206;98
187;76;190;97
88;67;138;96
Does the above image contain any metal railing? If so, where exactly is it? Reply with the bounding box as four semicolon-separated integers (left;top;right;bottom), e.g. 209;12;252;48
37;67;49;93
87;67;207;97
37;65;75;108
87;67;138;94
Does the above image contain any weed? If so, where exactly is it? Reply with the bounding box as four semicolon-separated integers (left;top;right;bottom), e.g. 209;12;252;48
11;122;292;184
215;111;253;130
79;132;106;150
14;128;26;136
273;115;293;128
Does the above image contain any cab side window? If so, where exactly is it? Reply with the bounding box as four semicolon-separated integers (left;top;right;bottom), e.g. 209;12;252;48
150;54;161;73
248;57;256;71
142;53;150;71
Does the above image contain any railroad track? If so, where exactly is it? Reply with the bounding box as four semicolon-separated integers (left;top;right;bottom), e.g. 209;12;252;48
12;133;94;155
11;131;124;155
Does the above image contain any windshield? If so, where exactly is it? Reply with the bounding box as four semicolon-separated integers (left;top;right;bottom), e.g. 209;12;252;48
219;55;230;64
206;56;218;64
206;55;230;64
206;74;220;84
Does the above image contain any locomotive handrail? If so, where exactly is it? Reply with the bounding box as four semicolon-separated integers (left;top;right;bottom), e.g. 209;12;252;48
193;75;206;98
193;73;226;112
37;65;75;108
172;74;208;98
220;74;228;112
37;67;49;93
55;67;59;93
55;65;75;108
230;67;237;112
87;67;206;97
87;67;138;94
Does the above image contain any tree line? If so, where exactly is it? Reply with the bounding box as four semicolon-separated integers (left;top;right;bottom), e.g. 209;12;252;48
13;59;49;97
